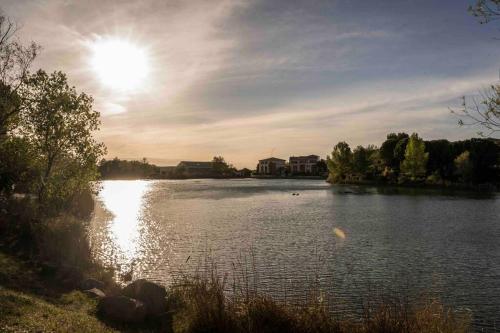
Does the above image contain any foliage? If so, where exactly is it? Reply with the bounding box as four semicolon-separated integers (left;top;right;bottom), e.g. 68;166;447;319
99;158;159;179
0;136;37;195
425;140;455;180
168;269;470;333
0;251;116;333
0;14;40;138
328;134;498;186
400;133;429;180
212;156;234;176
379;133;409;170
352;146;371;179
20;70;105;211
454;151;474;183
326;142;352;183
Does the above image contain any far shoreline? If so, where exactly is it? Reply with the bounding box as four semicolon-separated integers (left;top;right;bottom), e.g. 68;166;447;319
98;176;499;193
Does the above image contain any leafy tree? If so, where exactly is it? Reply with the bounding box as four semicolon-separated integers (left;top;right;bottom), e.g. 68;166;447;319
425;140;455;179
0;136;36;195
400;133;429;180
379;133;409;169
454;151;474;183
393;137;409;166
327;142;352;183
21;70;105;209
0;14;39;137
315;159;328;175
212;156;232;176
98;158;159;179
352;146;371;178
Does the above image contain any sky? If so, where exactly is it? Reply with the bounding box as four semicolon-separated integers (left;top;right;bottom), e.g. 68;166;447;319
2;0;499;168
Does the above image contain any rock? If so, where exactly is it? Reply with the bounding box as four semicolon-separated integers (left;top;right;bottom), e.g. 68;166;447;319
122;279;167;317
98;296;146;323
83;288;106;299
81;278;105;291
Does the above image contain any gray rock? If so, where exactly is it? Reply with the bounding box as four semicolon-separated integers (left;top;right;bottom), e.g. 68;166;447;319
122;279;167;317
98;296;146;323
83;288;106;299
81;278;105;291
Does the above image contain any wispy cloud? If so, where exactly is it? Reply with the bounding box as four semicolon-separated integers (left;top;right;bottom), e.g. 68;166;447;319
2;0;499;167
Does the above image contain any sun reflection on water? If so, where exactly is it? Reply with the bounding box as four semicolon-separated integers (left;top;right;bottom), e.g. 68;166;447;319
98;180;151;262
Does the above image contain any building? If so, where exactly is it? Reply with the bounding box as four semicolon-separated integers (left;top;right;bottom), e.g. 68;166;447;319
158;166;176;177
257;157;286;175
177;161;214;177
235;168;252;178
289;155;320;174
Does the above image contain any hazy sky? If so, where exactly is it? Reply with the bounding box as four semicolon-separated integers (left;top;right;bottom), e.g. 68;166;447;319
2;0;499;167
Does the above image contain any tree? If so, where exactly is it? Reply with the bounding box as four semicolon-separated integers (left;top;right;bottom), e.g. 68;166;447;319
379;133;409;169
393;137;409;166
212;156;233;176
469;0;500;23
352;146;371;179
400;133;429;180
454;151;474;183
425;139;454;179
452;85;500;137
327;142;352;183
0;136;36;195
21;70;105;209
0;14;40;137
451;2;500;137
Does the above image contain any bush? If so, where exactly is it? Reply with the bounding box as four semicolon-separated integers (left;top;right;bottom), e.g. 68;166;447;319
167;270;470;333
34;215;93;270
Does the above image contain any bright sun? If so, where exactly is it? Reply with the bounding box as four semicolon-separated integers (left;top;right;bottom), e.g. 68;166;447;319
90;39;150;91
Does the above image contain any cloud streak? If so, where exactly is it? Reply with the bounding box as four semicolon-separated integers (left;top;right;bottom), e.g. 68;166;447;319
2;0;499;167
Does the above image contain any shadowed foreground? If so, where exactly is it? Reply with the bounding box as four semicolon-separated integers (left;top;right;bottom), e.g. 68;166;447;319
0;250;470;333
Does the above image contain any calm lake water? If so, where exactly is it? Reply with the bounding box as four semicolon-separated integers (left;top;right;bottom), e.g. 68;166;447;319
89;179;500;331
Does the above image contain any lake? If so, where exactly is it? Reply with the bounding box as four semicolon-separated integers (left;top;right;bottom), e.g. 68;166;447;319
89;179;500;331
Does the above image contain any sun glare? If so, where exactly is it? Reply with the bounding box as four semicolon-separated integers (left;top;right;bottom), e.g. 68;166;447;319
90;39;150;91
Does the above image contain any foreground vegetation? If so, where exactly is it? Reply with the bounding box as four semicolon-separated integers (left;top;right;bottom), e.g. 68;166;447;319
0;247;471;333
0;252;114;333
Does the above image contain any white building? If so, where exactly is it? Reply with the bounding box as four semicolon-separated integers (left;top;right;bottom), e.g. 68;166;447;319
289;155;319;174
257;157;286;175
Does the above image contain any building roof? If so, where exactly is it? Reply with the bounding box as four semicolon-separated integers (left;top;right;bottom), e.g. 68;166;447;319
289;155;320;160
178;161;213;169
258;157;286;162
158;166;176;171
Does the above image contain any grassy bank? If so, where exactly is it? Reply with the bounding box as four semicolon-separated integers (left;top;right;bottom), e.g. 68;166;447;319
0;248;471;333
0;251;115;333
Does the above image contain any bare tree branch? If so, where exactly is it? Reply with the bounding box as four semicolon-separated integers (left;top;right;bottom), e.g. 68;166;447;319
451;85;500;137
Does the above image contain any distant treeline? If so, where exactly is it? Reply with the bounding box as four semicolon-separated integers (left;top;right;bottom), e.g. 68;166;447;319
327;133;500;187
98;156;252;179
98;158;159;179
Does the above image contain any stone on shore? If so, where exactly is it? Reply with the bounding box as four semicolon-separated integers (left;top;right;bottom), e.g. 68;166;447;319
80;278;105;291
122;279;168;317
98;295;146;323
83;287;106;299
